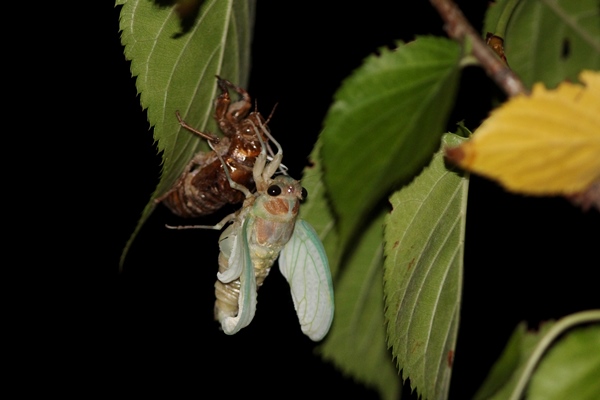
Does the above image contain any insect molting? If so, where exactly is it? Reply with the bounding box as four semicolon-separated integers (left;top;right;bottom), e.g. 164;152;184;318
156;76;274;217
169;118;334;341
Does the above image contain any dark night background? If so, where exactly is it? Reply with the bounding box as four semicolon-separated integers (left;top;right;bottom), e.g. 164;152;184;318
109;2;599;399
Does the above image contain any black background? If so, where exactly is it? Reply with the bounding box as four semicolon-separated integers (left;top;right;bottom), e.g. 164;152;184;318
111;2;599;399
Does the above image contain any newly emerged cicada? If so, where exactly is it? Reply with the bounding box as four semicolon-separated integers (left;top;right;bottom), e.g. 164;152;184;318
156;76;274;217
170;118;334;341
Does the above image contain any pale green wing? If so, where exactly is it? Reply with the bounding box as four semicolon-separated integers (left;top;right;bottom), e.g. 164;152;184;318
219;217;257;335
217;223;244;283
279;219;334;341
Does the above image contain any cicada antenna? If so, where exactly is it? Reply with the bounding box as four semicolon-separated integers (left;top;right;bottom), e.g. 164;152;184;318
251;98;278;124
264;102;278;125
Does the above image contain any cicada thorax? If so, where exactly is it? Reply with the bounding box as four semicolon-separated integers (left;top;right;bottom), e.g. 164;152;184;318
213;175;305;323
156;77;272;218
160;121;268;218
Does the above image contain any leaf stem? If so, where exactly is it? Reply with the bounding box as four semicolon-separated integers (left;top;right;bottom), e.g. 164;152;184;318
494;0;521;38
509;310;600;400
429;0;528;97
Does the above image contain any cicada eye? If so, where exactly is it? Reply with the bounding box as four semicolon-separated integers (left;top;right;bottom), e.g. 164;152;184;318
301;187;308;201
267;185;282;196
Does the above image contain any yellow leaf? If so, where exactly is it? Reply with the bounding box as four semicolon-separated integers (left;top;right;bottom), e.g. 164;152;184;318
445;70;600;196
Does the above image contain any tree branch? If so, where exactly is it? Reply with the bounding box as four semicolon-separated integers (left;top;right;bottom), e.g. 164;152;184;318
430;0;528;97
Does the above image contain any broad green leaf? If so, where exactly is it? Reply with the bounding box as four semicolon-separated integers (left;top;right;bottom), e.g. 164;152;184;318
320;35;461;255
484;0;600;89
528;324;600;400
445;70;600;196
383;133;469;400
473;322;555;400
474;311;600;400
117;0;255;268
318;211;401;400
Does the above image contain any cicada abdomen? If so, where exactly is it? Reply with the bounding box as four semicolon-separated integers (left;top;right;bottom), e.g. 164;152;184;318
156;76;272;217
213;215;279;324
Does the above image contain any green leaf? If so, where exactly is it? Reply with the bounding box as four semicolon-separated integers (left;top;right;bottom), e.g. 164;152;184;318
320;35;461;254
117;0;255;268
528;324;600;400
474;310;600;400
474;311;600;400
473;322;555;400
383;133;469;400
473;322;529;400
485;0;600;89
317;211;401;400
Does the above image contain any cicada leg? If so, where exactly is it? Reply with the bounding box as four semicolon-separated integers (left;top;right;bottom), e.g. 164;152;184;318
165;211;236;231
256;115;289;177
175;110;221;143
248;118;284;192
216;76;252;124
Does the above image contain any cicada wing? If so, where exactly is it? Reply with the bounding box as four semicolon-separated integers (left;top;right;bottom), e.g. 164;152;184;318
217;223;243;283
279;219;334;341
219;217;257;335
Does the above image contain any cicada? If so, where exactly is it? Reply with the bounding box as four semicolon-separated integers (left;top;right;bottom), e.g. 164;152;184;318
156;76;275;217
170;118;334;341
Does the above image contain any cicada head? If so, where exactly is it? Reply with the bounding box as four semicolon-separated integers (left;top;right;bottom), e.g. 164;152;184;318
254;175;305;223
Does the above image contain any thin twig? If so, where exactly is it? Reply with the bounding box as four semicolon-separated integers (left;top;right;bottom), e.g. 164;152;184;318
430;0;528;97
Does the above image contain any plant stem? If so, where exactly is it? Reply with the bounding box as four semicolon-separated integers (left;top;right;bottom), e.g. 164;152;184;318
494;0;521;38
429;0;528;97
509;310;600;400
